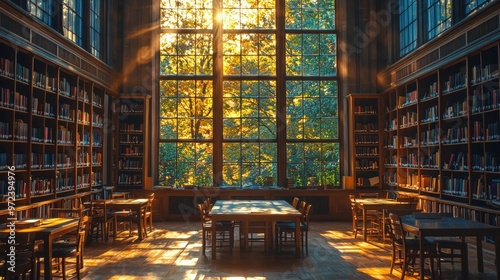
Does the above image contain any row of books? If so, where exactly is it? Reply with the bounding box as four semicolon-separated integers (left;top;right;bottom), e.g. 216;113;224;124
77;110;91;125
14;154;27;170
354;159;378;169
0;57;14;78
31;153;55;169
78;89;90;103
354;122;378;132
119;145;144;156
118;174;143;185
421;105;438;123
0;90;28;112
471;153;500;172
442;176;468;197
119;103;144;113
354;146;378;156
57;127;73;144
354;134;378;144
399;153;418;168
443;152;468;170
0;179;26;198
32;98;55;117
33;72;58;91
420;152;439;168
441;126;468;144
31;127;54;143
421;127;440;145
118;159;143;169
119;123;144;132
30;178;53;195
16;63;30;83
442;72;467;93
58;103;74;121
420;175;439;192
420;82;438;101
385;118;398;131
92;113;104;127
471;89;500;113
13;119;28;141
401;135;417;147
399;111;418;128
472;176;500;200
442;100;468;119
120;135;142;144
470;121;500;141
470;64;499;84
399;90;418;107
384;135;397;148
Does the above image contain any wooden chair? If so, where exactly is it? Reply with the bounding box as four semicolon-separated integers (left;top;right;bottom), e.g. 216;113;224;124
388;213;436;279
349;195;379;238
89;200;116;242
143;193;155;233
197;203;234;255
0;232;37;280
275;204;313;255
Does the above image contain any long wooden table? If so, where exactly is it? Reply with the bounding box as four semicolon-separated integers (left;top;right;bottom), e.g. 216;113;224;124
209;200;302;260
401;215;500;280
0;217;80;279
355;198;411;241
107;198;148;241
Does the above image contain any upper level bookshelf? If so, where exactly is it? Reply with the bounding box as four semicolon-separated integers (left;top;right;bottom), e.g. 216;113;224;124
113;94;151;190
0;39;110;209
382;41;500;207
347;94;383;189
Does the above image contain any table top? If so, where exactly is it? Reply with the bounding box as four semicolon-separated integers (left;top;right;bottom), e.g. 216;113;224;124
401;215;500;235
107;198;148;205
210;200;301;217
0;218;79;234
355;198;409;206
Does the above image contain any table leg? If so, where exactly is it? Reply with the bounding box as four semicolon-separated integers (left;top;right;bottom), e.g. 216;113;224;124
241;220;248;251
211;221;217;259
295;216;301;257
476;235;483;272
45;236;53;279
495;233;500;278
419;234;424;280
137;206;144;241
362;209;367;241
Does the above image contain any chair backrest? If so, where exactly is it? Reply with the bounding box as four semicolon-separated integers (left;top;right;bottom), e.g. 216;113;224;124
77;215;89;251
90;199;109;220
388;213;405;245
359;192;379;199
51;207;83;218
1;232;37;277
197;203;209;224
147;193;155;211
292;197;300;209
303;204;313;225
298;201;307;214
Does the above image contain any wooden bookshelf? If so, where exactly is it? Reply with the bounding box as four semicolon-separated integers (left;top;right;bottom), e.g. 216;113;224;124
114;94;151;190
382;42;500;208
0;39;110;212
346;94;383;189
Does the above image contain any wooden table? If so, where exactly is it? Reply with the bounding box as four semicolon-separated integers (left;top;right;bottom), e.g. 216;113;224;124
209;200;302;260
107;198;148;241
355;198;411;241
401;215;500;280
0;218;79;279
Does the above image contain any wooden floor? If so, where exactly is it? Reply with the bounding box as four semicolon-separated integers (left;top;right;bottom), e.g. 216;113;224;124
61;221;499;279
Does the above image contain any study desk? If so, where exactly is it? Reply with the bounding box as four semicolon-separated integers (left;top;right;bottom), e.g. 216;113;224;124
355;198;411;241
107;198;148;241
0;218;79;279
401;215;500;280
209;200;302;260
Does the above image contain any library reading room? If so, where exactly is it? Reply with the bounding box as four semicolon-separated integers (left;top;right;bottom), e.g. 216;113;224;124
1;0;500;279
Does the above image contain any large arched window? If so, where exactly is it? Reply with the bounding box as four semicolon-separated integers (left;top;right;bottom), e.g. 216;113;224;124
158;0;339;187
